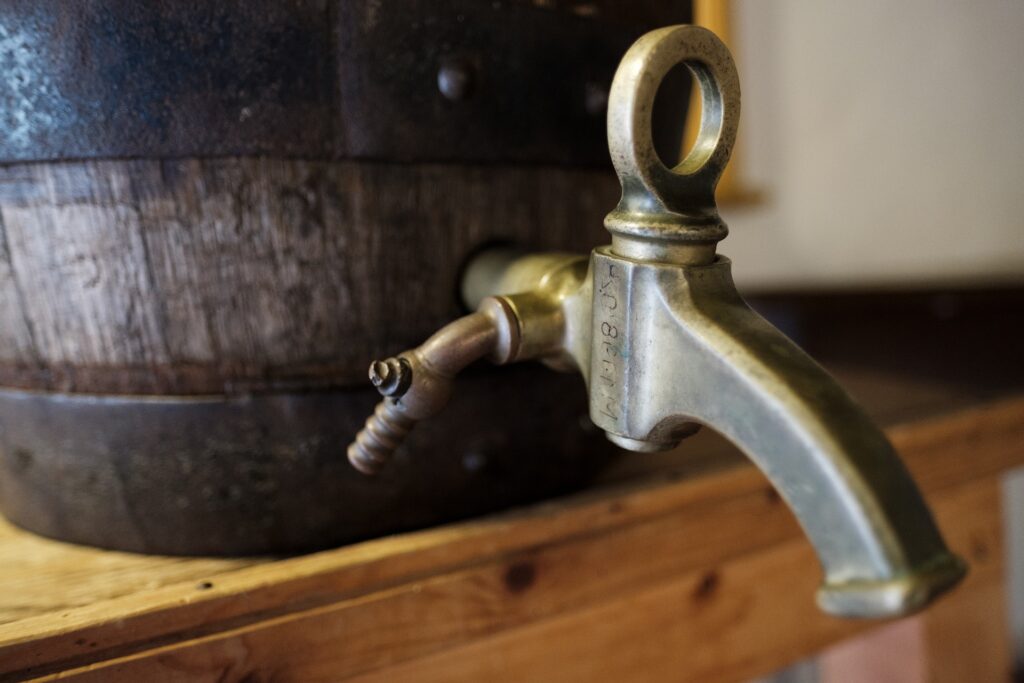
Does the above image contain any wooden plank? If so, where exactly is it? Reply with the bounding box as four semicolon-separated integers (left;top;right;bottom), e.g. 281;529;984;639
0;517;263;627
0;459;767;676
0;159;616;394
0;396;1020;674
0;211;38;363
0;397;1017;680
891;396;1024;492
336;476;1008;683
29;469;1006;683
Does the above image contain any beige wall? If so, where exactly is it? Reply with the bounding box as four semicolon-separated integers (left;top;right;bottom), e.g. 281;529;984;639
722;0;1024;290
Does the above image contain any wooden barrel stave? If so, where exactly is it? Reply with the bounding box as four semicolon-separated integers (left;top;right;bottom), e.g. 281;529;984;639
0;159;617;395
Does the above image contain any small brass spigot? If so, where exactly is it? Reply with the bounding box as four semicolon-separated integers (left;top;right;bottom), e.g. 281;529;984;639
347;25;966;618
347;299;514;475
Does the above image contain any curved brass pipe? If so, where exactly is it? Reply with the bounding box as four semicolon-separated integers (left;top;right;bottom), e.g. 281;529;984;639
347;300;514;475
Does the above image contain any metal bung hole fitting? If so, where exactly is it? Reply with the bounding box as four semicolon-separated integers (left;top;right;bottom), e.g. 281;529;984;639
604;25;740;260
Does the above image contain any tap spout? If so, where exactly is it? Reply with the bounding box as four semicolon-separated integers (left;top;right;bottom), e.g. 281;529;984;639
588;248;966;618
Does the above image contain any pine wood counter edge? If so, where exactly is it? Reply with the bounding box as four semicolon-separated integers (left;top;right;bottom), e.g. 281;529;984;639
1;394;1022;678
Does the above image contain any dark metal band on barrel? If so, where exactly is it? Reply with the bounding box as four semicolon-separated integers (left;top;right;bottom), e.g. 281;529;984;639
0;0;690;165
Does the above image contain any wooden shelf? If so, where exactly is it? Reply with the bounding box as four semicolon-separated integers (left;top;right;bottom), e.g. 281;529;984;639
0;366;1021;681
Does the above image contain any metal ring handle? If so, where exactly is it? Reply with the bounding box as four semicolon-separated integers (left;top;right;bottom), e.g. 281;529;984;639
606;25;740;240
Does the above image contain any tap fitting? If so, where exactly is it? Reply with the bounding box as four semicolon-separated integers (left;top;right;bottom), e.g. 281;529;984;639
348;298;516;475
345;24;966;619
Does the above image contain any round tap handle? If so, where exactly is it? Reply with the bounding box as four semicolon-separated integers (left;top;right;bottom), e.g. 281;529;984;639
604;25;741;261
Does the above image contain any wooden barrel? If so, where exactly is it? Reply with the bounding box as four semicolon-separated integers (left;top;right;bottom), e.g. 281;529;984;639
0;0;692;553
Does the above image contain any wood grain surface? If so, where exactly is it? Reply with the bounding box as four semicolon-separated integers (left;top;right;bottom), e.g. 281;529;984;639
0;394;1020;681
0;159;618;394
0;522;261;627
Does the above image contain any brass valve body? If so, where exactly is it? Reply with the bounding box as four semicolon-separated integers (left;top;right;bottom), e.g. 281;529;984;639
346;25;966;619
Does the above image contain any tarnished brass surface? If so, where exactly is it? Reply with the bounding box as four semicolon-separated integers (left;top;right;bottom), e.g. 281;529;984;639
604;24;739;262
347;302;510;475
348;25;966;618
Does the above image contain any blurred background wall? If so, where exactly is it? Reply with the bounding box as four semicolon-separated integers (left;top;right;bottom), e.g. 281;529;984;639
720;2;1024;679
722;0;1024;291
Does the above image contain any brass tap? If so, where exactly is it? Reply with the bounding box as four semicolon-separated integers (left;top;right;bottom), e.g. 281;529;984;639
347;25;966;618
